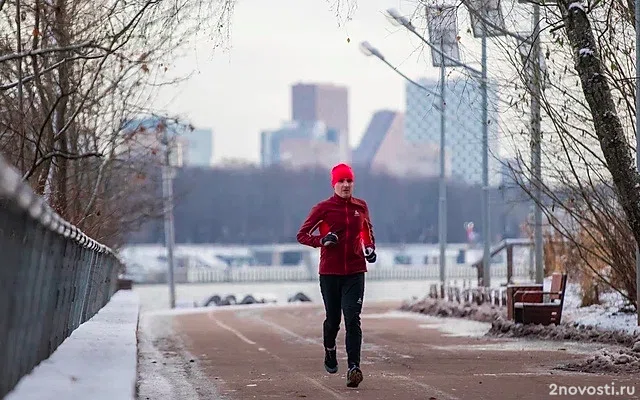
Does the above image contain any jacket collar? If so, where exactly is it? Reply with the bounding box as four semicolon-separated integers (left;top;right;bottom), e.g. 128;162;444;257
332;193;352;203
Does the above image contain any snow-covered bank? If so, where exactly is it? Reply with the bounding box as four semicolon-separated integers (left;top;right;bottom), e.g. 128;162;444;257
402;279;640;335
399;296;506;323
5;290;140;400
400;286;640;374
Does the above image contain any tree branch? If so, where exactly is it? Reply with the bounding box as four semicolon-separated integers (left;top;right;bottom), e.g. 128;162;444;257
0;40;96;63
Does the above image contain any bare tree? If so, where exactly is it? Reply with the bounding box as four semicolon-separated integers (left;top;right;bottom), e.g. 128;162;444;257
499;0;637;307
0;0;365;247
393;0;638;308
0;0;236;246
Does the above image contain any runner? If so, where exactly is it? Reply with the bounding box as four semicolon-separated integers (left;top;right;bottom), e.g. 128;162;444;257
296;163;377;388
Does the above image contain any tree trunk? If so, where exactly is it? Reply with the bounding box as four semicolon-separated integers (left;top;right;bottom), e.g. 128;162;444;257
559;1;640;251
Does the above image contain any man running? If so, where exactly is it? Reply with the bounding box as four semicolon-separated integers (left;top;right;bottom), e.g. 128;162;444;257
296;163;377;388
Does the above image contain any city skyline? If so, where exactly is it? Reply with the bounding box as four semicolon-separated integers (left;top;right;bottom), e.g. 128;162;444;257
150;0;449;165
150;0;523;166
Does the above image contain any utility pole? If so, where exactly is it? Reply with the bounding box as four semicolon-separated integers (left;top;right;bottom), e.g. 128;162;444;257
481;15;491;288
162;127;177;309
531;1;544;285
438;36;447;292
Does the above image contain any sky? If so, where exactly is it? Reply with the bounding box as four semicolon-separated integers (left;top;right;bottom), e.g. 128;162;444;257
151;0;523;165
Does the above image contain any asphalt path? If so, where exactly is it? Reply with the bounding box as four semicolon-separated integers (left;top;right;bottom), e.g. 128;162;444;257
138;301;639;400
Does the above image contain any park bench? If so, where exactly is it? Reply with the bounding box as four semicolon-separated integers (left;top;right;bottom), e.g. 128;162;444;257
512;272;567;325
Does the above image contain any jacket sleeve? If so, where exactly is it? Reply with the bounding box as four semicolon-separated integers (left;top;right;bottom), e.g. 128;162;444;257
297;203;324;248
360;202;375;249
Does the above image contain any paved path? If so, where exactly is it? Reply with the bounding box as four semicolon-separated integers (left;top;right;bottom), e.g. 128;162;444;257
139;301;638;400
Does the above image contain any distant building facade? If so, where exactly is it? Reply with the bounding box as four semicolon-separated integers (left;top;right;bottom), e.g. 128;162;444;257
352;110;449;178
183;128;214;167
405;76;501;185
260;120;341;169
291;82;350;163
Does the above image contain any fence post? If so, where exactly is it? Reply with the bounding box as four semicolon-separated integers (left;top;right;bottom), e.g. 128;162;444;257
506;244;513;284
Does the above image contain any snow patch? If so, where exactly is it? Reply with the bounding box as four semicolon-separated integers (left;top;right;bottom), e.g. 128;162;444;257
399;296;505;324
561;282;639;336
579;48;593;56
568;2;585;12
558;347;640;374
5;290;140;400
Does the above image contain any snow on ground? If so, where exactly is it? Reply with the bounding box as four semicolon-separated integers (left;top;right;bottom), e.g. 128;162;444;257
5;290;140;400
560;281;639;335
401;278;640;374
136;309;223;400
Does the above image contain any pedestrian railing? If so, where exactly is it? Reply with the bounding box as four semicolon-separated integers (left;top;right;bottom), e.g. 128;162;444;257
0;154;124;398
178;263;532;284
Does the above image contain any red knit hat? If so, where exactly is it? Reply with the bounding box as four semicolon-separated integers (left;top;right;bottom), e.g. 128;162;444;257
331;163;354;186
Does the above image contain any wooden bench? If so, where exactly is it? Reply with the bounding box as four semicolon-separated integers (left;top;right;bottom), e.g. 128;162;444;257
513;272;567;325
506;283;543;320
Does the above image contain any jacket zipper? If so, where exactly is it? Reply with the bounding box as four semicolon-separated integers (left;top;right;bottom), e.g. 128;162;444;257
344;202;348;273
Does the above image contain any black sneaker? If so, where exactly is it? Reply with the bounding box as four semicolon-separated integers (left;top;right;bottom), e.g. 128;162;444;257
324;348;338;373
346;365;363;388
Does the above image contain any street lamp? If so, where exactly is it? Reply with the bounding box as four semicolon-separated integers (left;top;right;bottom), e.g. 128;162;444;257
385;6;464;291
359;40;444;290
465;0;545;285
385;8;481;75
386;7;495;288
464;0;500;287
426;5;458;293
359;41;442;105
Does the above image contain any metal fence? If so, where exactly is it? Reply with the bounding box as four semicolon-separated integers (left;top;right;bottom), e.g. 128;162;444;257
180;263;532;284
0;155;124;398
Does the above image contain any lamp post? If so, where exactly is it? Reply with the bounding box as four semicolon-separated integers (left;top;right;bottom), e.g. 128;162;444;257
161;125;177;309
465;0;509;287
509;0;543;286
384;7;463;290
359;41;441;101
467;0;544;284
386;7;491;287
359;40;445;288
480;10;491;288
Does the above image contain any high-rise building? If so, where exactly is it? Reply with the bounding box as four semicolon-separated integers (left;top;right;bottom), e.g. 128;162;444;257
352;110;449;178
405;76;501;186
260;120;340;169
291;83;350;163
183;128;214;167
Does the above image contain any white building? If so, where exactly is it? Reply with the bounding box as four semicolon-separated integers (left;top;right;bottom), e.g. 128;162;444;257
183;128;214;167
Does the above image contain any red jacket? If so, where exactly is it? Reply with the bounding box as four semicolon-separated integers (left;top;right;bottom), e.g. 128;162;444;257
297;194;375;275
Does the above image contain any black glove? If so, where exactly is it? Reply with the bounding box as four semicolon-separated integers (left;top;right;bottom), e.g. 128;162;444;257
321;232;338;246
364;247;376;263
